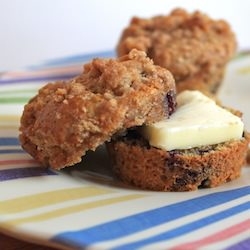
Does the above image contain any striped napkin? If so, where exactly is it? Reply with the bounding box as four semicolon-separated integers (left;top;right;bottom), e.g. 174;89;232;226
0;51;250;250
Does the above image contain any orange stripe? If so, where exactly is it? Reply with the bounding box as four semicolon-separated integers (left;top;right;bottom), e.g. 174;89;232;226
0;159;38;166
4;65;82;78
171;218;250;250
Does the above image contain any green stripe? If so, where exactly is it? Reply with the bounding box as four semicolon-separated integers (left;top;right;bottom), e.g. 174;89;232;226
0;93;34;99
0;97;30;104
0;88;38;95
232;50;250;61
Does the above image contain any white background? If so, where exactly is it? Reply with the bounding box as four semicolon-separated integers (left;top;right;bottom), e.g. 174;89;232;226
0;0;249;70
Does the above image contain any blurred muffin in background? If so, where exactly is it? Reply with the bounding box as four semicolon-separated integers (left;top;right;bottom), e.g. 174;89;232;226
117;8;237;95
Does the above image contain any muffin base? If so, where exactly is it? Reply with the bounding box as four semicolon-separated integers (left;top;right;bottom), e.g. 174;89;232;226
107;132;249;191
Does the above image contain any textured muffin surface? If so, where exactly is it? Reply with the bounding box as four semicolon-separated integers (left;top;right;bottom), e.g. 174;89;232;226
19;49;176;169
107;131;249;191
117;8;236;94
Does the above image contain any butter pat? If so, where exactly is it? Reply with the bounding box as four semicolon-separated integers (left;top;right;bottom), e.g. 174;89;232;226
143;90;244;151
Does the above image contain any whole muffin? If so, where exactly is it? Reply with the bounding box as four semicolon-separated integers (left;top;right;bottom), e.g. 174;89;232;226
117;8;237;95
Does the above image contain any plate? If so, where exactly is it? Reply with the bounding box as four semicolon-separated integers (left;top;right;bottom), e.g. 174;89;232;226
0;51;250;250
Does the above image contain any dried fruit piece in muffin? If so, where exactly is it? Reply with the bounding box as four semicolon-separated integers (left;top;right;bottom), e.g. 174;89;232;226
117;8;236;95
19;49;176;169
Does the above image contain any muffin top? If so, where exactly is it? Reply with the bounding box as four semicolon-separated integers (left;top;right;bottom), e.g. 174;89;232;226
19;49;176;169
117;9;236;93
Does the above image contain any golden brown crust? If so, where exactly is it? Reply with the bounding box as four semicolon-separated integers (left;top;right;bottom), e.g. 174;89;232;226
245;132;250;167
247;148;250;166
107;132;250;191
117;8;236;95
19;50;176;169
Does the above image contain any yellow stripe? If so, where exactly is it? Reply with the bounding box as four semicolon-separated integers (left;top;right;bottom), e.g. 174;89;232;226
0;115;21;129
0;153;32;160
7;194;144;226
238;66;250;74
0;115;20;122
0;186;114;214
0;125;19;130
0;145;21;150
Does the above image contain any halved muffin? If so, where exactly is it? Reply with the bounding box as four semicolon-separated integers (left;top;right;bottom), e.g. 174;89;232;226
107;91;249;191
19;50;176;169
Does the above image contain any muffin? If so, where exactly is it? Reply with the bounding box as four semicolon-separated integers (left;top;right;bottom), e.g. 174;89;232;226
107;91;249;191
19;49;176;169
117;8;237;95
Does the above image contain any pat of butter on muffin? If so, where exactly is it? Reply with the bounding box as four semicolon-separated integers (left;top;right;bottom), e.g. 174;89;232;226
142;90;244;151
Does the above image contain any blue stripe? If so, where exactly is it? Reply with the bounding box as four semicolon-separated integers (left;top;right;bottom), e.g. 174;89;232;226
0;149;25;154
41;50;115;67
0;74;76;84
52;186;250;249
113;202;250;250
226;237;250;250
0;167;57;181
0;137;20;146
